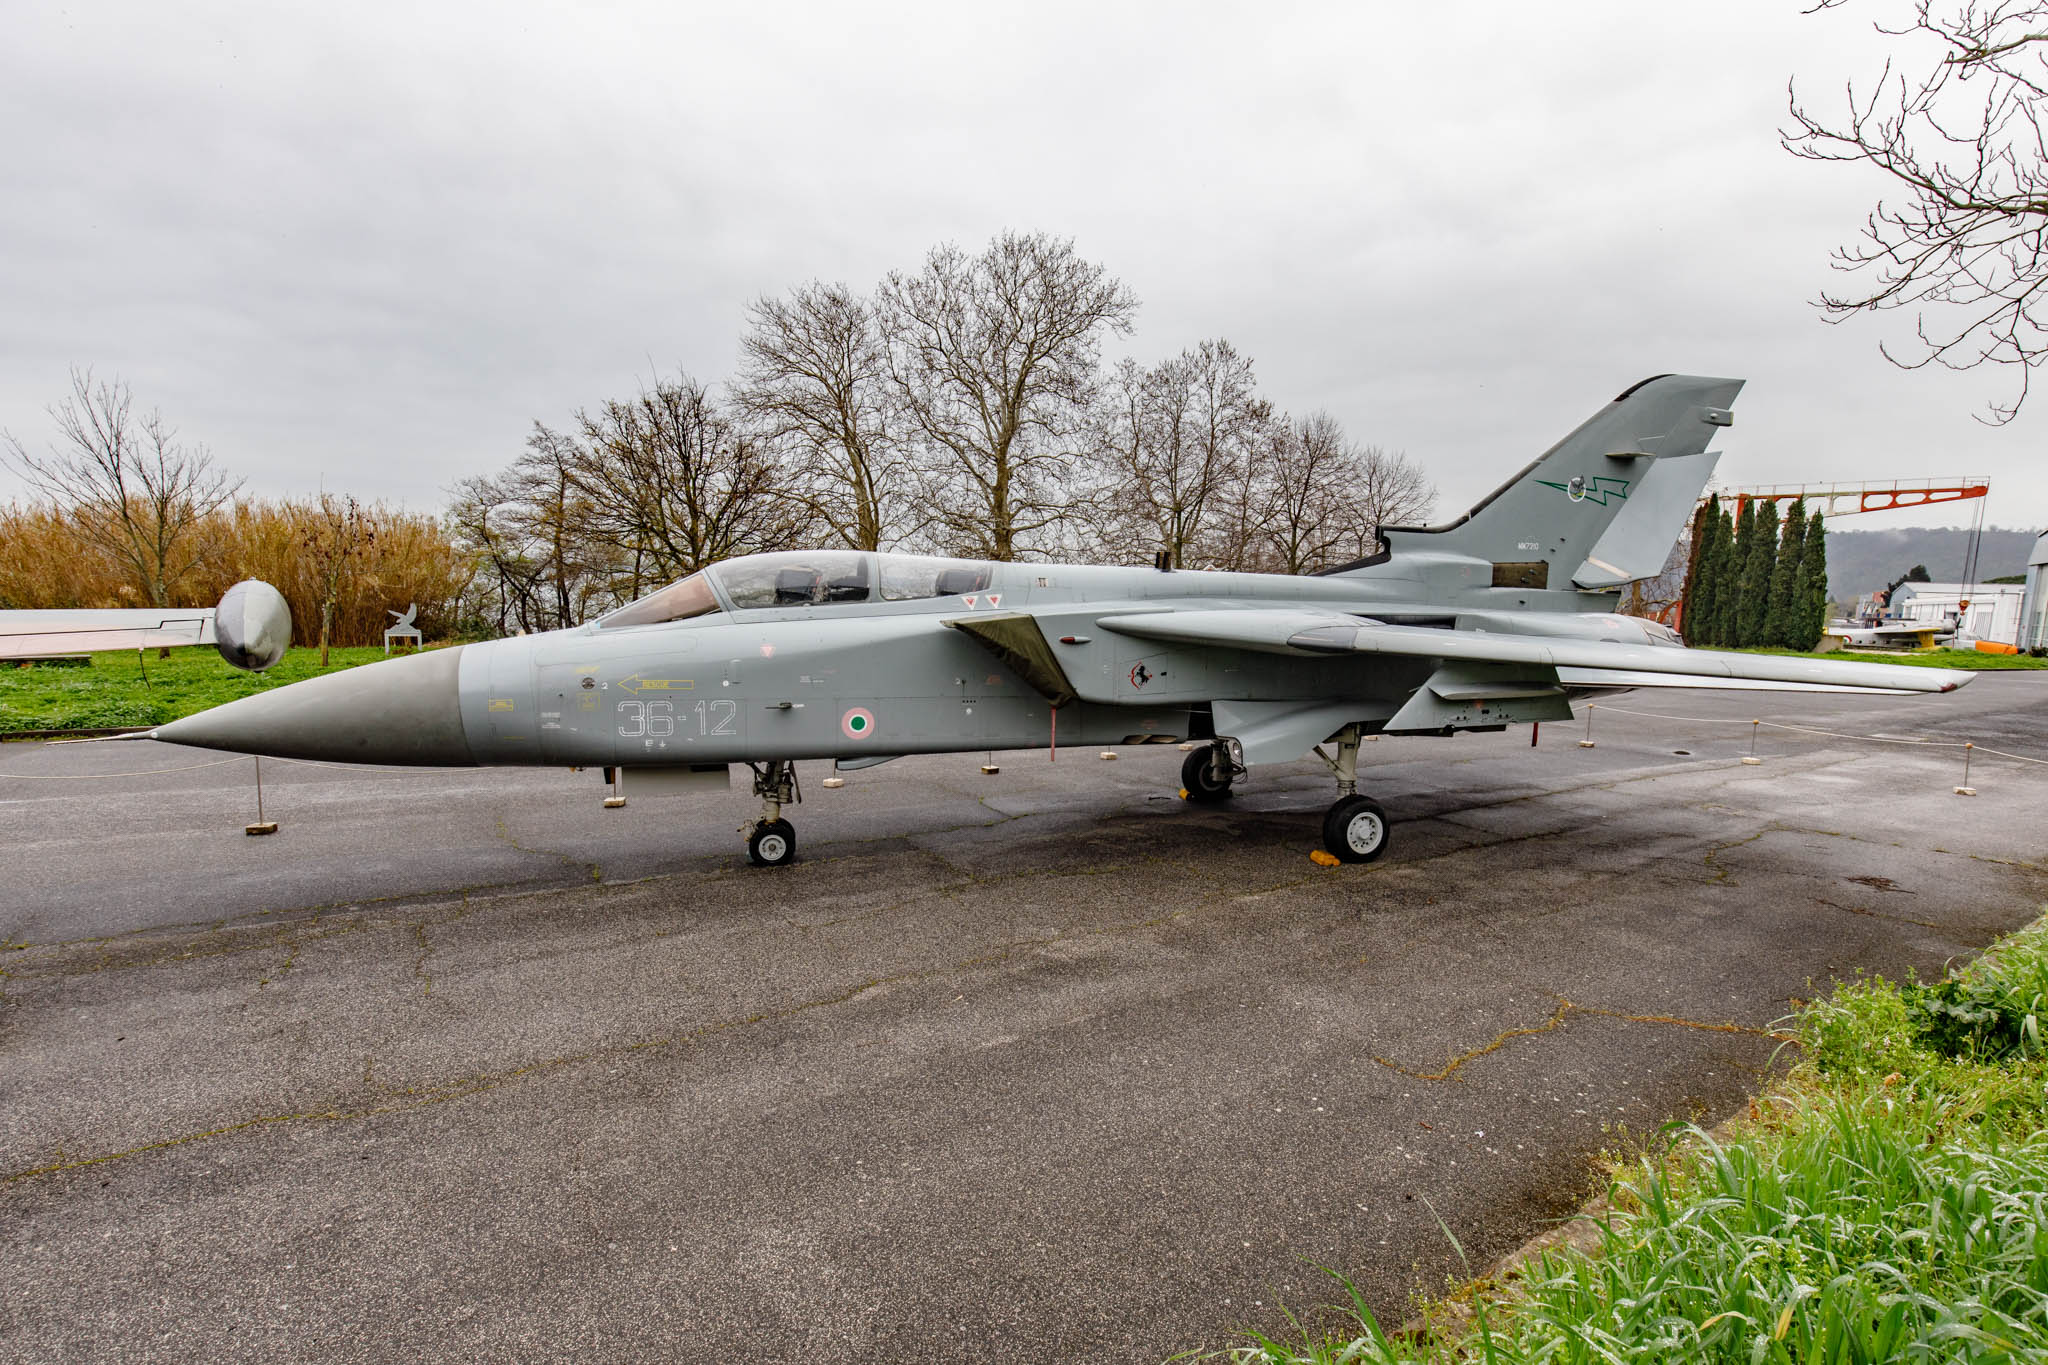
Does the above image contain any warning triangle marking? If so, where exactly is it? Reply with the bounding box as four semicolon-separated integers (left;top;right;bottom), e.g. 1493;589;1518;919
962;595;978;607
985;593;1001;607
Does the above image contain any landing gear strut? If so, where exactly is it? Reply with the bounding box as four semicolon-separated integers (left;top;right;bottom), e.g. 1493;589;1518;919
744;759;800;867
1314;725;1389;863
1181;740;1243;804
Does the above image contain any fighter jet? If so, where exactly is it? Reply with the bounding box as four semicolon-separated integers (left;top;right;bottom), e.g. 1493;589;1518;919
151;376;1970;866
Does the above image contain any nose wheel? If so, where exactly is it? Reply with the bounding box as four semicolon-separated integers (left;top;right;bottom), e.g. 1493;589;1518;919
748;818;796;867
743;759;801;867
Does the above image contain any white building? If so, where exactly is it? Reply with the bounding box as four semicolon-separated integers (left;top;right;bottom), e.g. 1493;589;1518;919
1889;581;2029;647
2021;532;2048;653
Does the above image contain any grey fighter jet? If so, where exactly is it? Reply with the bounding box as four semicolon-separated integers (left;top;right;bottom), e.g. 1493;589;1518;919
152;376;1969;866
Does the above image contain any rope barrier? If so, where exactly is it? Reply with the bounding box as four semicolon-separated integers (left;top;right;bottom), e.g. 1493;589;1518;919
0;753;478;782
1583;702;2048;767
0;756;248;780
268;757;481;777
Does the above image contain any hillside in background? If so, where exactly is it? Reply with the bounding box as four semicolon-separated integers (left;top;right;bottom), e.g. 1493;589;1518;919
1822;526;2041;599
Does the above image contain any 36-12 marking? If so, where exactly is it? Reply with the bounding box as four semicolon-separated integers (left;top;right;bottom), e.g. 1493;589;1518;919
618;698;736;738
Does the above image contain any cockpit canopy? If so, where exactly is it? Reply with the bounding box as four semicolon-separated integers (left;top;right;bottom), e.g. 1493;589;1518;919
595;552;993;629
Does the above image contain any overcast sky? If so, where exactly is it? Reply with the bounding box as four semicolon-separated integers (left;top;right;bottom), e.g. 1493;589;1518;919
4;0;2043;536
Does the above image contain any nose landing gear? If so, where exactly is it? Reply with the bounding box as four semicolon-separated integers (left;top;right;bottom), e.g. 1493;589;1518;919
748;818;796;867
744;759;801;866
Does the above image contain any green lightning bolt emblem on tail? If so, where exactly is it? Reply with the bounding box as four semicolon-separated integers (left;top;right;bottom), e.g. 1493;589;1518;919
1536;475;1631;506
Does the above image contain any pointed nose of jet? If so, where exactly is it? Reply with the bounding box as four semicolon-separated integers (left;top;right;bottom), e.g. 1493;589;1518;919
154;645;477;766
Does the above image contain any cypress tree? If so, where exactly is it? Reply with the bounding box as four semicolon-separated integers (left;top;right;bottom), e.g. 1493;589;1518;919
1703;505;1736;650
1686;497;1723;645
1791;511;1829;651
1732;500;1769;646
1703;502;1742;646
1767;498;1807;647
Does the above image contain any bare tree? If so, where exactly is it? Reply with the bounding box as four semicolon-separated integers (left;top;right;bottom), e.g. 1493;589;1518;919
1179;341;1274;568
1226;413;1433;575
1257;411;1361;575
2;367;239;608
518;423;609;627
565;371;813;581
1328;443;1437;563
1075;357;1160;563
734;282;916;551
881;232;1139;559
448;472;563;637
1787;0;2048;420
1083;340;1272;567
447;424;622;634
1207;408;1279;574
299;494;375;666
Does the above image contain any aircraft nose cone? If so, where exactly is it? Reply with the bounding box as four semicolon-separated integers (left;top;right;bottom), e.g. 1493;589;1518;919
155;645;476;765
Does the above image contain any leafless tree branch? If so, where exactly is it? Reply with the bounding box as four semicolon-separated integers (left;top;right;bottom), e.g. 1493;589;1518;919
1;367;240;606
1786;0;2048;420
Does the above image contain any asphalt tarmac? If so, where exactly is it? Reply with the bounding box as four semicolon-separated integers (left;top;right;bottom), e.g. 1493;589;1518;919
3;678;2046;1363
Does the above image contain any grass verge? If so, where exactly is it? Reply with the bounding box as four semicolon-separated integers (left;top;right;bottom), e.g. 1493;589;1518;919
1215;914;2048;1364
0;646;403;734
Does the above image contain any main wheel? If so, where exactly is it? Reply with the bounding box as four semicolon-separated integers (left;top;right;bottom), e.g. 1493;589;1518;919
1181;745;1234;804
747;819;797;867
1321;795;1389;864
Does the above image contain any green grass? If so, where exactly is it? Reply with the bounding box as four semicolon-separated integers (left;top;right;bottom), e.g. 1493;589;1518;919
1214;916;2048;1365
0;646;405;734
1733;645;2048;671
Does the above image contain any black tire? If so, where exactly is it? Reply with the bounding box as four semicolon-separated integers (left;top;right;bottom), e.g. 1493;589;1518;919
1321;795;1389;864
1181;745;1234;804
747;820;796;867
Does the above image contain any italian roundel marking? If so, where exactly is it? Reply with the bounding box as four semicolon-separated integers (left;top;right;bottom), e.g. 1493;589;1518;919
842;707;876;739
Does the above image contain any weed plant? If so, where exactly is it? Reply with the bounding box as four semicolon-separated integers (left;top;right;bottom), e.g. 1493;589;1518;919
1215;917;2048;1364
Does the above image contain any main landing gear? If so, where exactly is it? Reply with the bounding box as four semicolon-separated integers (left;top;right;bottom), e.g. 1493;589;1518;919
1314;724;1389;864
744;759;800;866
1181;741;1243;804
1186;730;1390;862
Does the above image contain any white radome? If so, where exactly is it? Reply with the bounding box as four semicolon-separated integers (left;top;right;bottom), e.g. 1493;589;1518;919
214;580;293;672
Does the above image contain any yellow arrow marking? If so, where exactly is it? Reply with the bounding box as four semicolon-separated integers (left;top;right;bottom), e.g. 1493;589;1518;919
619;675;694;694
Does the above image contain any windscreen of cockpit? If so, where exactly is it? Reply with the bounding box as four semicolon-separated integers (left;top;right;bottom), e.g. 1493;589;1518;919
595;573;723;630
713;552;872;608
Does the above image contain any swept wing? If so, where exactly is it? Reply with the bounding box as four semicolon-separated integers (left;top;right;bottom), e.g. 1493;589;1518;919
1093;609;1970;695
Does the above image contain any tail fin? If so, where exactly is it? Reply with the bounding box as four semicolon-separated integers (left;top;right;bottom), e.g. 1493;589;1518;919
1332;374;1742;593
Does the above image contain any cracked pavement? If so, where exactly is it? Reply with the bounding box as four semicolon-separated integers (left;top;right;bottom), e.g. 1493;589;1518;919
2;678;2045;1362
